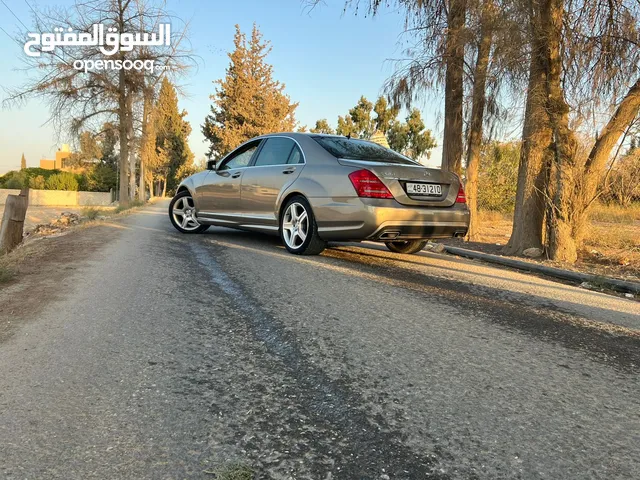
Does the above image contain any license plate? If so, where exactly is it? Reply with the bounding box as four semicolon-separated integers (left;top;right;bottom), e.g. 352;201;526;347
406;183;442;196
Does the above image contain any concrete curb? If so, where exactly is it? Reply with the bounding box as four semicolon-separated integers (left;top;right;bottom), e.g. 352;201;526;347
443;246;640;295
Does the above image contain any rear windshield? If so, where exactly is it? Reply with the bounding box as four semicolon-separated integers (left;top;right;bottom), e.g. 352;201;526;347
311;136;419;165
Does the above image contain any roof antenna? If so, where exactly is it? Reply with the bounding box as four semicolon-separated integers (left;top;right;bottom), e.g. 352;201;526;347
346;133;351;139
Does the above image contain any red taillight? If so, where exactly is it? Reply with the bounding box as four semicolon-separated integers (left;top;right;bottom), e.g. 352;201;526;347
456;183;467;203
348;169;394;199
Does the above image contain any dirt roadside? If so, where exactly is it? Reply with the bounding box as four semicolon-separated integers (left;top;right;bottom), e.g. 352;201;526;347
440;217;640;283
0;220;125;343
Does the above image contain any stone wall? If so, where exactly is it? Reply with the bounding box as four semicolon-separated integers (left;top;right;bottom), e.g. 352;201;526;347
0;189;113;206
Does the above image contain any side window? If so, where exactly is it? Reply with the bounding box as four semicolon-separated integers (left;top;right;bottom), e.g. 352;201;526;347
287;146;303;164
219;142;260;170
254;138;295;167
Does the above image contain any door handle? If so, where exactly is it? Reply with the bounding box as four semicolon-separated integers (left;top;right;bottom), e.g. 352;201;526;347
282;167;296;174
231;172;242;178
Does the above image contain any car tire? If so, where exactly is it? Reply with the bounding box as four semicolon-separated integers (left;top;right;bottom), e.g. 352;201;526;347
280;196;326;255
385;240;428;254
169;190;210;234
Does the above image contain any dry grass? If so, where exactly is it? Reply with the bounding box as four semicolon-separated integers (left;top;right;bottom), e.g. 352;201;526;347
114;199;145;214
477;209;511;224
585;223;639;251
588;202;640;224
472;203;640;279
81;206;101;220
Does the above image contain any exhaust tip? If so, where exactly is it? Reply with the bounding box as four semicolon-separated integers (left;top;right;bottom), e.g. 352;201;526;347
379;231;400;240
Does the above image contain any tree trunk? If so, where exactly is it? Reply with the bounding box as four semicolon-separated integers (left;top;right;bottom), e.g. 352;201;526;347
442;0;466;176
0;190;29;254
127;91;137;202
465;2;493;242
139;88;153;203
116;2;129;208
543;0;580;262
118;67;130;207
583;77;640;200
504;0;552;256
161;177;167;197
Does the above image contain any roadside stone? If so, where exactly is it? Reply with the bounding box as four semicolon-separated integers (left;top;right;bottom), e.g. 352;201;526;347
58;212;80;225
580;282;595;290
523;247;544;258
625;293;634;299
429;243;445;253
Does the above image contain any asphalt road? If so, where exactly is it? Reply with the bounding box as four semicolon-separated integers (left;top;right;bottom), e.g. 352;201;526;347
1;201;639;479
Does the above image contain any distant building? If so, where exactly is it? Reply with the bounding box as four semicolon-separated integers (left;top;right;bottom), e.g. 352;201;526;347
40;144;72;170
370;130;390;149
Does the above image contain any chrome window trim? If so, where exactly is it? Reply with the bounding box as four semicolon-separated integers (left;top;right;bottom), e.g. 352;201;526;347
216;138;263;171
213;135;306;171
251;135;307;166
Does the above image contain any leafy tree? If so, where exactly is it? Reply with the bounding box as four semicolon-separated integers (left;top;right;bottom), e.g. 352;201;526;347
4;0;193;207
387;109;436;159
373;97;398;134
310;119;335;134
99;123;119;170
335;96;376;139
336;115;358;137
66;132;103;168
20;153;26;170
387;122;410;154
203;24;298;158
85;164;117;192
348;96;375;138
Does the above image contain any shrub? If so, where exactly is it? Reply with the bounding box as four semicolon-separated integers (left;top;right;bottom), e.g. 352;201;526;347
29;175;46;189
45;172;79;191
81;207;100;220
602;151;640;207
85;164;117;192
1;171;27;189
5;177;25;189
477;141;520;213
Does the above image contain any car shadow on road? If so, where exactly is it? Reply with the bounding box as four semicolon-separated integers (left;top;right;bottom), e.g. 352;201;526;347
194;228;640;374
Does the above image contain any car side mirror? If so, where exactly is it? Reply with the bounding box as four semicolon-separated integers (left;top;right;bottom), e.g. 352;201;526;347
207;159;218;171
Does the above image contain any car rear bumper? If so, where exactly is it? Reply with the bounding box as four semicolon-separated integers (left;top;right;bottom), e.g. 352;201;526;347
309;197;470;241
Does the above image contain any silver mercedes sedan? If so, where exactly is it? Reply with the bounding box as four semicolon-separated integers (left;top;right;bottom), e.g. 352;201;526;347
170;133;469;255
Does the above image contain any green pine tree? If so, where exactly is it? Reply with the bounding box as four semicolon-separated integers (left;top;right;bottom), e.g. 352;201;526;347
155;78;194;193
202;24;298;158
310;119;335;134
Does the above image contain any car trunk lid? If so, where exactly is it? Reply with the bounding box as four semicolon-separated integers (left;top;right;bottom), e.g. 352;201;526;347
337;158;460;207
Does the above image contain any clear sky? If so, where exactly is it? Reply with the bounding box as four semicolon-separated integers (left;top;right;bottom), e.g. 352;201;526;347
0;0;442;174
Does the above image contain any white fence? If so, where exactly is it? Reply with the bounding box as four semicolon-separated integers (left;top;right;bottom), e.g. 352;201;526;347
0;188;113;206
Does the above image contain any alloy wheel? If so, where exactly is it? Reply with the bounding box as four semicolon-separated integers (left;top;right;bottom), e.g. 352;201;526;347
171;195;201;231
282;202;309;249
